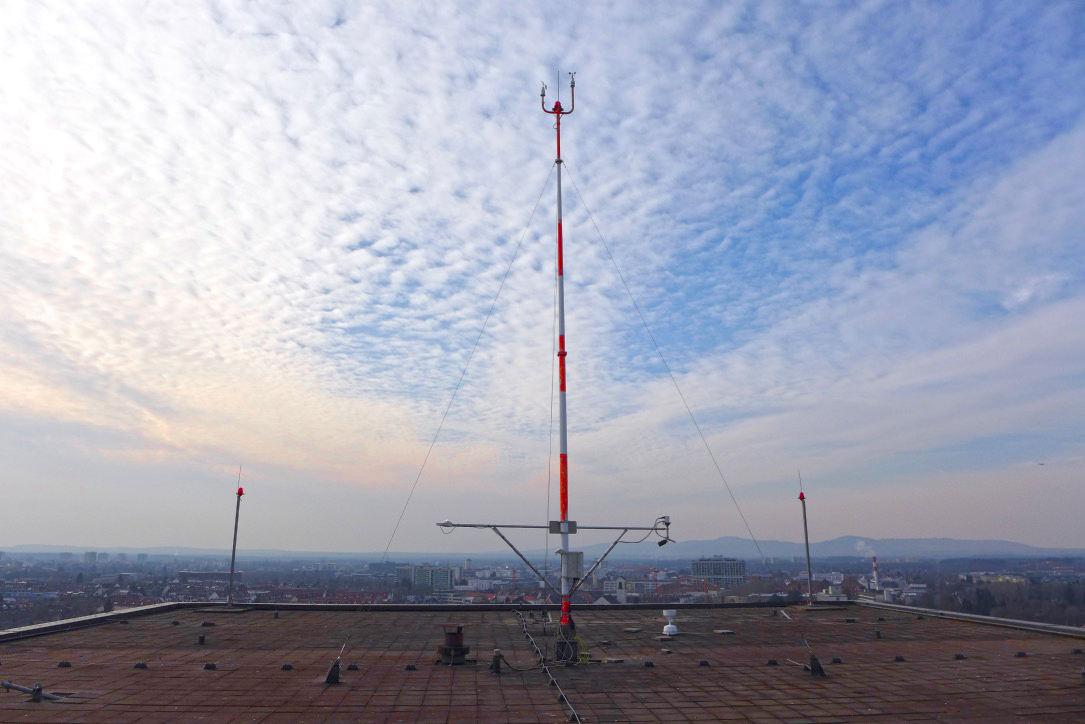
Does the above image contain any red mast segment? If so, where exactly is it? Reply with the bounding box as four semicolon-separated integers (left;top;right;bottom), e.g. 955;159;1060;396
542;73;575;627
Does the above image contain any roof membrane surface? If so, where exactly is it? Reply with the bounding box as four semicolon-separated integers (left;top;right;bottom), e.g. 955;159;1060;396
1;604;1083;721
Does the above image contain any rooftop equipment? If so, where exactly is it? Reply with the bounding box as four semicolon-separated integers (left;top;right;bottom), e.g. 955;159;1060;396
662;609;678;636
437;624;470;665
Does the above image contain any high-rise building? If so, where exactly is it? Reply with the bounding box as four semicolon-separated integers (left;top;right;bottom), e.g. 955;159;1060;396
691;556;746;588
395;565;455;591
395;565;415;586
429;568;453;591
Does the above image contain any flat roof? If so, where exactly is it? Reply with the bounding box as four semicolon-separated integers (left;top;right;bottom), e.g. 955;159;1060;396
2;603;1084;721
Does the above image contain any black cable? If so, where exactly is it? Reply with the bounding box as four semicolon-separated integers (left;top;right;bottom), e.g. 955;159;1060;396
619;529;656;544
563;165;767;565
498;653;544;672
619;518;665;544
381;163;557;562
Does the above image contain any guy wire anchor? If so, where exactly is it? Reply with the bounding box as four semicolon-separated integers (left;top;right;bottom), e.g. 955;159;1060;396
325;658;341;685
325;641;347;684
799;635;825;677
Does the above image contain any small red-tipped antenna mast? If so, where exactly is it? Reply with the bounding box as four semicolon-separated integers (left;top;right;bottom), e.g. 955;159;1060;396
542;72;576;631
798;471;814;606
227;465;244;607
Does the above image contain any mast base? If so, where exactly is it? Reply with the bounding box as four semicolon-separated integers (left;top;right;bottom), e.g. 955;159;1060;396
555;616;579;663
555;635;579;663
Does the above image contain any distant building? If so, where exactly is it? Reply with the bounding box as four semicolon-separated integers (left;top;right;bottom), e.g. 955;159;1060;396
691;556;746;589
429;568;453;591
796;571;845;585
366;561;397;576
602;577;627;594
875;581;928;605
816;584;849;602
602;577;629;603
396;565;455;591
84;552;97;564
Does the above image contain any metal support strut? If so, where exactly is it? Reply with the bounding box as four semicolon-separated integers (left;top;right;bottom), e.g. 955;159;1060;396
436;518;673;601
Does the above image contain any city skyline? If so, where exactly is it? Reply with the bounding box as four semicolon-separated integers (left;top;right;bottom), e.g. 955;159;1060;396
2;1;1084;553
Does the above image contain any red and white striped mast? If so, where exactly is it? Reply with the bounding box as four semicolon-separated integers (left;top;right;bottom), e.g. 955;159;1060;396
436;75;673;663
541;73;575;630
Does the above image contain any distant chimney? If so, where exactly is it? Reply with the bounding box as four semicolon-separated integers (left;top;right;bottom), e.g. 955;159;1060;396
872;556;880;591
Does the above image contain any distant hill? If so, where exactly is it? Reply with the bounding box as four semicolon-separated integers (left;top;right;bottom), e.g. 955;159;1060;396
588;535;1085;561
1;544;395;560
5;536;1084;562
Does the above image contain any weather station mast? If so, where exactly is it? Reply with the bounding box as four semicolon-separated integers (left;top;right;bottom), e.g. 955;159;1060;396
437;74;674;662
543;73;576;636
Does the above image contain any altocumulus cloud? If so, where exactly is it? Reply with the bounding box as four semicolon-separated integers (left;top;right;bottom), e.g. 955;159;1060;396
0;0;1083;551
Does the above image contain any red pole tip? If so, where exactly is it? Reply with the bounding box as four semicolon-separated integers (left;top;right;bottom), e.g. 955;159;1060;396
798;492;805;501
237;487;244;496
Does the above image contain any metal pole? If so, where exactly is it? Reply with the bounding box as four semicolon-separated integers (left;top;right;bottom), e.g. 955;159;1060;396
542;74;575;630
799;491;814;605
227;468;244;606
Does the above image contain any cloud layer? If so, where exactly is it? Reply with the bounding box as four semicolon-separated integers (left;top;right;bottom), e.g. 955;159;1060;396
1;0;1084;553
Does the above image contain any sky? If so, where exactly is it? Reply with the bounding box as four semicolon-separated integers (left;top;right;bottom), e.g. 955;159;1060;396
2;1;1084;556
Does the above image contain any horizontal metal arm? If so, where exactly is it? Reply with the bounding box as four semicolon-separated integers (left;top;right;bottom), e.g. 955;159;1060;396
437;521;661;531
440;522;548;529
